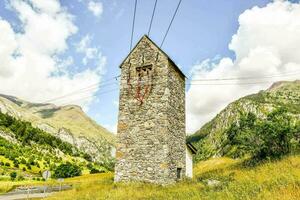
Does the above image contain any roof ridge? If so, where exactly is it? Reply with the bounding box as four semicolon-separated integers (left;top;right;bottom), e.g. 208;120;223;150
119;35;186;78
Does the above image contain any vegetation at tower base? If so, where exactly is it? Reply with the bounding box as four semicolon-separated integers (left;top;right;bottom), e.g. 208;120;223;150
0;93;115;166
188;80;300;162
41;156;300;200
0;111;110;183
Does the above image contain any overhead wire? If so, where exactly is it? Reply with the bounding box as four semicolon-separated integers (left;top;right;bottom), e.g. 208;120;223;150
160;0;183;48
61;88;119;106
41;70;299;105
130;0;138;51
41;75;120;104
190;70;300;82
147;0;158;37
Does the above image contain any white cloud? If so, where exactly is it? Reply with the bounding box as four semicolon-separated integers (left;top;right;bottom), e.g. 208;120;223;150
187;0;300;134
27;0;60;14
76;35;98;65
76;34;107;74
88;1;103;17
0;0;106;110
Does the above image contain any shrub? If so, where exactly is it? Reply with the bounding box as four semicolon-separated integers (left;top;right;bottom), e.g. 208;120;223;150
17;175;25;181
225;108;296;161
90;168;105;174
13;160;19;168
54;162;82;178
20;158;26;164
10;171;17;181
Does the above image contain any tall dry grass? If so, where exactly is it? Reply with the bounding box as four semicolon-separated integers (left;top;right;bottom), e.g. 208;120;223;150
43;155;300;200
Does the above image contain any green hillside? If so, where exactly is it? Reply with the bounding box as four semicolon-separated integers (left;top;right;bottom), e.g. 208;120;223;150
0;94;116;164
0;111;109;183
188;80;300;162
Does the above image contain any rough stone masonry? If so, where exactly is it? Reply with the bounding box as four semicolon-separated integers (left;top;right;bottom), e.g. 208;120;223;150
114;35;186;185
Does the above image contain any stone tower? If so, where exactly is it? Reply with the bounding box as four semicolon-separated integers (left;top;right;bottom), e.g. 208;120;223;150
114;35;186;185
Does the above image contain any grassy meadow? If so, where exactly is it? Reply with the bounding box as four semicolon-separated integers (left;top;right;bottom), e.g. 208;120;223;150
39;155;300;200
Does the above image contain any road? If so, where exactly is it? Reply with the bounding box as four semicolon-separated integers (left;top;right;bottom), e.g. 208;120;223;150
0;185;72;200
0;192;53;200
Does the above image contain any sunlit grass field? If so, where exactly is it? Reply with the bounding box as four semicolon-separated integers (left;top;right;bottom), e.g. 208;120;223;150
41;155;300;200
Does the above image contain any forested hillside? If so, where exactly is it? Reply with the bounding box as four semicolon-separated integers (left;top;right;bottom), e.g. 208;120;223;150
0;94;115;164
188;80;300;162
0;111;109;181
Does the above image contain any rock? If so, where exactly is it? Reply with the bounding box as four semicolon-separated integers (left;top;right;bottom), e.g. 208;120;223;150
206;179;221;187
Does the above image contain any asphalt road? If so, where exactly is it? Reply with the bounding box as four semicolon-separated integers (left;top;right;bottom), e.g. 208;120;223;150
0;192;53;200
0;185;72;200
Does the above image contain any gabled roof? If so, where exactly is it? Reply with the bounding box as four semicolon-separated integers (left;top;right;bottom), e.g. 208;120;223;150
186;142;197;155
119;35;186;78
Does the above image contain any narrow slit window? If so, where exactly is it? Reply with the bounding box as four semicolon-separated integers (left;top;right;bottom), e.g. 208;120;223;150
177;168;182;179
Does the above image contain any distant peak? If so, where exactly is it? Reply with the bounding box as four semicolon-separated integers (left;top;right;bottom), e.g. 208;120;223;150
267;80;299;91
61;104;83;111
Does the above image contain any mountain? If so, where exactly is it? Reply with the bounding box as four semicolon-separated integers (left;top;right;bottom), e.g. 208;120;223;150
0;94;115;164
0;110;107;179
188;80;300;161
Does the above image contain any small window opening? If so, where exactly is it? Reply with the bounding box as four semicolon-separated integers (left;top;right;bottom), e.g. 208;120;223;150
177;168;182;179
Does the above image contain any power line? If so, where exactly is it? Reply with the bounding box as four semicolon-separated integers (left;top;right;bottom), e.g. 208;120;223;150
148;0;158;36
160;0;183;48
41;75;120;104
61;88;119;106
47;82;118;104
186;81;275;86
130;0;138;51
190;70;300;82
41;70;299;104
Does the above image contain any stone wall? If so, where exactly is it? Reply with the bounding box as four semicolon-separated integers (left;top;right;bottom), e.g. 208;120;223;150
114;36;185;185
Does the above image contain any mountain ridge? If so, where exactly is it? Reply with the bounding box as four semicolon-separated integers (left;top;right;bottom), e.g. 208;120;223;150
0;94;116;164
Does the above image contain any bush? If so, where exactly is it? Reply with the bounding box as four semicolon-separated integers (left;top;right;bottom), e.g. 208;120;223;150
90;168;106;174
17;175;25;181
20;158;26;164
10;171;17;181
13;160;19;168
54;162;82;178
225;108;296;161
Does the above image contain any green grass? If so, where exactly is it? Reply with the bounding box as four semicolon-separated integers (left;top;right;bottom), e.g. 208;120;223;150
40;155;300;200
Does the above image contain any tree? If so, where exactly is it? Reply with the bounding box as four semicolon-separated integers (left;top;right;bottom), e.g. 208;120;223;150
225;108;295;161
54;162;82;178
10;172;17;181
254;108;293;160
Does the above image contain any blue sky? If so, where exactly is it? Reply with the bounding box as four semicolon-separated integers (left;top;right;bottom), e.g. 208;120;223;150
1;0;299;133
83;0;270;131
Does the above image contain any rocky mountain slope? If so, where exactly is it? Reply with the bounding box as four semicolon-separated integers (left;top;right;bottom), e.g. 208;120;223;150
0;111;106;179
0;94;115;164
188;80;300;161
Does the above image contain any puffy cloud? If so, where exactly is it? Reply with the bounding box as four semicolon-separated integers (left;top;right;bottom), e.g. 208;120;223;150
76;35;98;65
76;34;107;75
0;19;17;77
88;1;103;17
27;0;60;14
187;0;300;133
0;0;106;110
